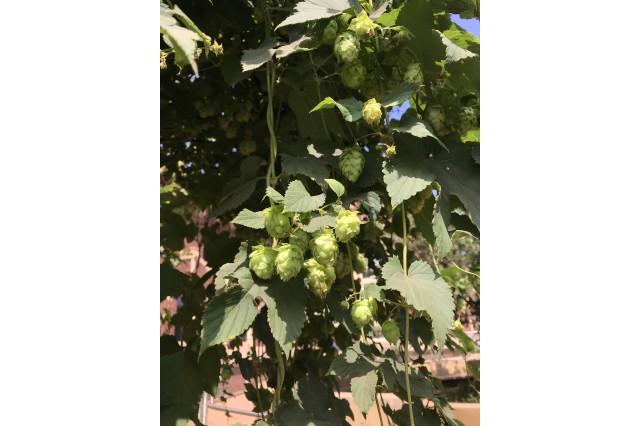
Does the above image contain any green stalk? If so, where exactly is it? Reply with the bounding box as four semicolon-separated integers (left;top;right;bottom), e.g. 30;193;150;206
401;203;415;426
374;391;384;426
345;243;358;295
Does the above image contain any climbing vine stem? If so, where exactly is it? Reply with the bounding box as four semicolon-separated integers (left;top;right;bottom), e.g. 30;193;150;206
401;202;415;426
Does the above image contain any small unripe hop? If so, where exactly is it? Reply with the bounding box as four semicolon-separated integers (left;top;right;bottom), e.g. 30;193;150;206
393;26;412;44
334;31;360;63
382;320;401;343
351;299;373;327
238;139;257;156
263;204;291;239
339;146;365;183
341;61;366;89
348;10;378;41
427;105;446;134
335;251;350;279
354;253;367;274
310;229;338;266
304;259;336;298
335;209;362;242
249;245;278;279
362;99;382;126
275;243;304;281
322;20;338;45
340;300;350;310
361;76;386;100
212;39;224;56
403;63;424;86
289;228;311;252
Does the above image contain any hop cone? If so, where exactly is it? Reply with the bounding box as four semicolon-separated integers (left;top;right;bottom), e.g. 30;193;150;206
322;20;338;45
310;229;338;266
304;259;336;299
362;98;382;126
289;228;311;252
334;31;360;63
335;251;351;279
264;204;291;239
427;105;446;134
354;253;367;274
335;209;361;242
249;245;278;279
341;61;366;89
361;74;386;100
366;297;378;316
348;10;377;41
457;106;478;135
238;139;257;156
275;243;304;281
382;320;401;343
339;146;365;183
403;63;423;85
351;299;373;327
393;27;412;44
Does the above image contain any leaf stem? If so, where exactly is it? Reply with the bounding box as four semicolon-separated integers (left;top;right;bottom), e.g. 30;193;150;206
402;203;408;276
346;243;358;295
451;260;480;279
375;391;384;426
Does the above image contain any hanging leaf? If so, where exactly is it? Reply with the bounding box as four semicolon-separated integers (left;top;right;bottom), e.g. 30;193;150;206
232;209;265;229
275;0;359;30
283;180;326;212
241;37;282;72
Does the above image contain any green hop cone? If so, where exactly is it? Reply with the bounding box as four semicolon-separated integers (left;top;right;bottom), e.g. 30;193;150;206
362;75;386;100
248;245;278;279
310;229;338;266
457;106;478;135
348;10;378;41
453;319;464;332
339;146;365;183
337;13;352;29
366;297;378;317
354;253;367;274
238;139;257;156
341;61;366;89
304;259;336;298
427;105;446;134
382;320;401;343
393;26;412;44
351;299;373;327
322;20;338;45
340;300;350;310
334;31;360;63
298;211;311;225
275;243;304;281
221;365;233;381
335;209;362;242
335;251;350;279
403;63;423;85
289;228;311;252
362;98;382;126
264;204;291;239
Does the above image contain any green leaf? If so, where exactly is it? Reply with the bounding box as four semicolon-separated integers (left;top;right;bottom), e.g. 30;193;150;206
328;342;377;376
300;212;337;232
231;209;265;229
274;35;315;59
442;23;479;54
347;191;382;222
200;286;258;354
375;4;402;26
379;82;419;107
257;280;309;353
451;328;479;354
214;243;248;290
265;187;285;203
383;156;435;207
451;229;474;242
160;1;208;76
283;180;326;213
361;283;384;301
310;97;363;122
379;357;435;399
160;262;190;301
351;369;378;415
396;0;446;79
432;193;453;259
245;383;274;413
212;156;262;216
161;349;204;406
168;4;211;54
392;115;440;141
280;153;330;185
275;0;356;30
413;194;436;245
440;32;478;63
325;179;345;197
241;37;282;72
381;256;454;351
199;346;221;396
354;150;383;187
430;143;480;227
